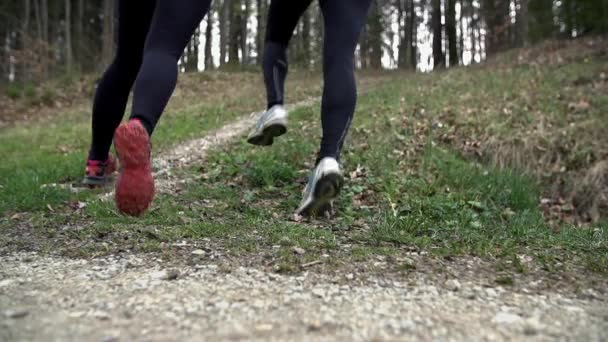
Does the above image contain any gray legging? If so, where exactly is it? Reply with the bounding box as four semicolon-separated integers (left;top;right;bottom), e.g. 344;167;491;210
89;0;211;161
263;0;373;162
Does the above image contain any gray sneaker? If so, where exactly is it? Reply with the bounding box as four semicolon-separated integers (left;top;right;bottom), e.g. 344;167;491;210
296;157;344;217
247;104;288;146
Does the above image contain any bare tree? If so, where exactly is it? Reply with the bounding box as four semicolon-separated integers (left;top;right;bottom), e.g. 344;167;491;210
409;0;417;70
446;0;458;66
301;8;311;67
432;0;444;68
64;0;72;71
241;0;250;63
255;0;265;65
204;11;214;70
517;0;529;46
220;0;231;66
368;0;383;69
228;0;241;65
101;0;114;67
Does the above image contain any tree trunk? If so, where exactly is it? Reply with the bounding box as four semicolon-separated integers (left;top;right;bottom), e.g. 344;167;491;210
397;0;406;68
518;0;529;46
446;0;458;67
229;0;241;65
256;0;264;65
204;11;214;70
476;13;483;61
432;0;444;69
301;8;311;68
41;0;48;44
101;0;114;67
33;0;42;42
184;29;199;72
470;3;477;63
75;0;83;68
358;23;369;69
409;0;417;70
220;0;231;66
368;1;383;69
482;0;511;56
18;0;31;81
64;0;72;71
23;0;31;34
241;0;251;64
459;0;465;64
313;4;323;67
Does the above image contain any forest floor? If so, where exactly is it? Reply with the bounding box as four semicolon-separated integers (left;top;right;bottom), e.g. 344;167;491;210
1;37;607;341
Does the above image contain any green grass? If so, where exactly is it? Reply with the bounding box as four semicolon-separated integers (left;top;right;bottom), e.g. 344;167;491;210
54;72;607;273
0;71;327;215
0;57;606;275
0;103;246;214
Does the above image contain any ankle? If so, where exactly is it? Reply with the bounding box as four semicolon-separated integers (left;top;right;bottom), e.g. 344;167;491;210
129;116;153;136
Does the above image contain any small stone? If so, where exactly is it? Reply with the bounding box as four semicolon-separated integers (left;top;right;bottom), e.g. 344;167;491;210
345;273;354;280
165;269;180;280
0;279;14;287
255;323;273;332
69;311;86;318
493;312;521;325
101;336;119;342
93;311;110;321
312;288;325;298
293;247;305;255
4;309;29;319
523;318;543;335
445;279;461;292
485;288;498;297
307;320;323;331
191;249;206;256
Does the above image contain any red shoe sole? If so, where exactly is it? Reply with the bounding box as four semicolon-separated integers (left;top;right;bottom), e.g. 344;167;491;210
114;120;154;216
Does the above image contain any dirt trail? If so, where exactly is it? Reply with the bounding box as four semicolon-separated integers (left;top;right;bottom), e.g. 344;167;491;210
151;99;316;195
1;252;607;341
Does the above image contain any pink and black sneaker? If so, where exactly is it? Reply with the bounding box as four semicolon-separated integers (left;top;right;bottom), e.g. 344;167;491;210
83;154;117;188
113;119;155;216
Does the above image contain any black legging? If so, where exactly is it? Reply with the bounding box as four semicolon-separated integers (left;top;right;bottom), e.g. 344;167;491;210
263;0;372;161
89;0;211;161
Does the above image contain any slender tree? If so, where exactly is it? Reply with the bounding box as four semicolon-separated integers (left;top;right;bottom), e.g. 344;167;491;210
256;0;265;65
75;0;84;68
220;0;231;66
482;0;511;56
408;0;417;70
397;0;407;68
432;0;444;68
64;0;72;71
368;1;383;69
469;0;477;63
204;11;214;70
517;0;529;46
101;0;114;67
459;0;465;63
446;0;458;66
241;0;250;64
228;0;241;65
301;8;311;67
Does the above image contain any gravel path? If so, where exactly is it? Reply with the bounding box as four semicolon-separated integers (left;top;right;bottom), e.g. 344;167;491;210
1;252;607;341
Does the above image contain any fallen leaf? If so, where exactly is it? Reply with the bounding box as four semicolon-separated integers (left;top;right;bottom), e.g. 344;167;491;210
568;100;591;112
